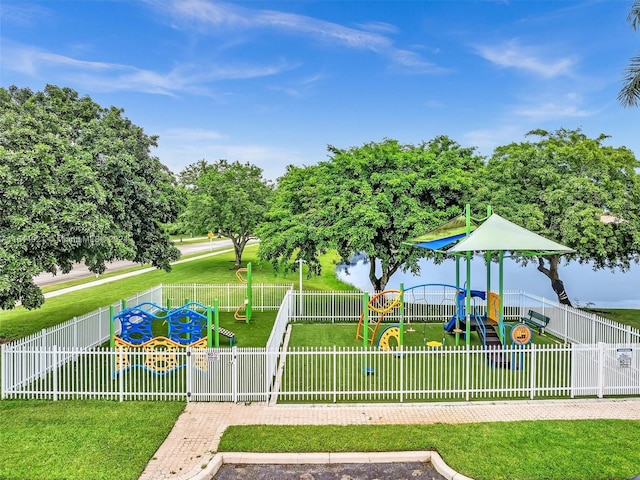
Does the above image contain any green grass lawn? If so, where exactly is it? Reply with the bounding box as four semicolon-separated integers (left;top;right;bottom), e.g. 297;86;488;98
0;246;351;341
288;321;562;348
216;311;277;347
2;248;640;480
0;400;185;480
586;308;640;330
217;421;640;480
282;323;569;404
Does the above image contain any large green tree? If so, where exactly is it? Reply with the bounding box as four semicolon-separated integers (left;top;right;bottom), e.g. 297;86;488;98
258;137;484;291
183;159;273;268
619;0;640;106
473;128;640;306
0;85;180;310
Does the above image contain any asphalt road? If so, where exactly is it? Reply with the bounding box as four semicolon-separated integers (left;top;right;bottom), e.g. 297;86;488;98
33;238;235;287
213;462;447;480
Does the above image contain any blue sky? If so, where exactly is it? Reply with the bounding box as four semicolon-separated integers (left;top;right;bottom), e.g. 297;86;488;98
1;0;638;181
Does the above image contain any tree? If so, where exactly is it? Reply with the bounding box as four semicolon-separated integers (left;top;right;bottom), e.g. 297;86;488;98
0;85;180;310
473;128;640;305
619;0;640;106
178;159;211;188
183;159;273;268
258;137;484;291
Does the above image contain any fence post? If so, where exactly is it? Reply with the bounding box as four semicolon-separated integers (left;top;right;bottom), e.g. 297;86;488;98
231;346;238;403
592;317;597;344
73;317;78;348
333;346;337;404
563;307;569;344
570;343;576;399
118;347;124;402
465;344;470;401
399;344;404;403
1;344;5;399
529;344;537;400
52;345;58;401
186;348;192;403
40;328;47;380
98;307;105;344
597;342;605;399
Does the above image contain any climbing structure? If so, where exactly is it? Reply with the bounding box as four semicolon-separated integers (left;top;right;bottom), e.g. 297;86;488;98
234;262;252;323
356;290;402;346
112;302;213;375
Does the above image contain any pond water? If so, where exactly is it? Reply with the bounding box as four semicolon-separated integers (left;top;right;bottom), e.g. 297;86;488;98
336;255;640;309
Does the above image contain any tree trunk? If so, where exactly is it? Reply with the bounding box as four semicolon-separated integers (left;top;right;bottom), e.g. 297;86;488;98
537;256;572;306
367;257;400;292
368;260;384;291
230;235;248;269
234;247;242;269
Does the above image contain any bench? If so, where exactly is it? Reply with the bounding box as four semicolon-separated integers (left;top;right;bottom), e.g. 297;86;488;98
520;310;550;334
215;327;236;346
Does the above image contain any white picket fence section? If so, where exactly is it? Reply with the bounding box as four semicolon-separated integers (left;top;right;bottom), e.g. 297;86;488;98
3;342;639;402
4;286;162;353
288;289;533;323
275;343;640;403
162;284;293;312
2;285;640;402
516;292;640;345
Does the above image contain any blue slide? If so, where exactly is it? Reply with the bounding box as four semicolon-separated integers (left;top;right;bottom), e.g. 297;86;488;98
444;315;457;332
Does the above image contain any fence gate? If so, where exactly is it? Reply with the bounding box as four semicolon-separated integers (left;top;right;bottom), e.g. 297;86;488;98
188;348;271;402
601;344;640;396
572;343;640;397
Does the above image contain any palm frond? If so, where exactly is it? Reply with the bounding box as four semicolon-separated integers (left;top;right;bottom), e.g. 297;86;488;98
629;0;640;30
618;53;640;107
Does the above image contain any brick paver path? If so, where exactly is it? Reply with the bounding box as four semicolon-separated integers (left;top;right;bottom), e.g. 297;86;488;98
139;398;640;480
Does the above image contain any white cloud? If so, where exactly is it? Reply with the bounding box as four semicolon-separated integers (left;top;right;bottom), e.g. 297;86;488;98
355;21;399;35
0;4;52;26
147;0;442;73
475;39;576;78
162;128;226;141
463;125;525;156
1;42;124;76
513;93;596;120
514;102;592;119
155;137;304;181
1;41;293;96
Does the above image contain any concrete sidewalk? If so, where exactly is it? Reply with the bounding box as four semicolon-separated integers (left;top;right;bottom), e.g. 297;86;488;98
139;398;640;480
42;241;258;299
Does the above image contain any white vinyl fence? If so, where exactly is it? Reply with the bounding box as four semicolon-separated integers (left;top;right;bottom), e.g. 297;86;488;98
3;286;640;402
289;289;527;323
517;292;640;345
3;342;639;402
289;289;640;346
5;286;162;353
162;284;293;312
274;343;640;403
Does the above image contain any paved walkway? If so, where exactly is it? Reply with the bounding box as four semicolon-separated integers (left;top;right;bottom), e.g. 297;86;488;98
139;398;640;480
42;240;258;299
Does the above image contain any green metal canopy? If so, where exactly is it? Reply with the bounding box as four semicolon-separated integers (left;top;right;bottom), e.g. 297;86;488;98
447;213;574;254
405;209;574;347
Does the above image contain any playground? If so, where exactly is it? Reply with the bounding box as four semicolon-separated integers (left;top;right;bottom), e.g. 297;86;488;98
2;236;640;480
2;208;639;405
